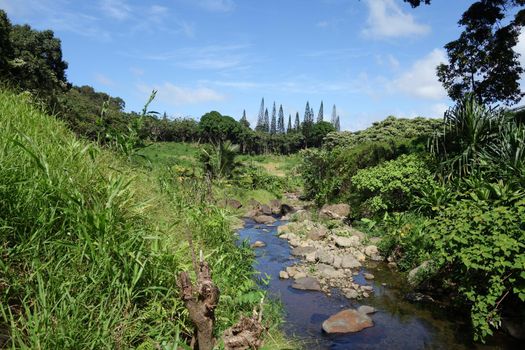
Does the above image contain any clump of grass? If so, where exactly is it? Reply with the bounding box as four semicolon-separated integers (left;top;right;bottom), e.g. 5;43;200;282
0;90;292;349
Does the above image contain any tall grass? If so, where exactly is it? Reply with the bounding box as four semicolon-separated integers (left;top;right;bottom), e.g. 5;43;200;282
0;90;292;349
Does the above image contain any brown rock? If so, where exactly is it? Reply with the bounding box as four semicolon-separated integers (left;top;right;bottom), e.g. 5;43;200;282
250;241;266;248
322;309;373;333
319;203;350;220
253;215;276;224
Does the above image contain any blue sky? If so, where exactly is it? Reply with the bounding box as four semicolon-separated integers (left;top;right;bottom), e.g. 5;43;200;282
1;0;523;131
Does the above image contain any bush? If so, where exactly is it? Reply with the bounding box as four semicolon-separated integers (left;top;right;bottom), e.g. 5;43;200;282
428;196;525;341
351;154;434;216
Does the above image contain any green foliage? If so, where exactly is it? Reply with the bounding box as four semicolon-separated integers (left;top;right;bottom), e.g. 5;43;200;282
8;23;68;103
428;196;525;341
309;121;336;147
323;116;442;149
0;90;284;348
351;154;434;216
375;213;433;271
199;111;242;144
199;141;240;179
301;138;418;206
436;1;524;105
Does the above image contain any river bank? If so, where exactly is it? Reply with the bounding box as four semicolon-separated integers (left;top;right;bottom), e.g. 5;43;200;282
235;199;521;349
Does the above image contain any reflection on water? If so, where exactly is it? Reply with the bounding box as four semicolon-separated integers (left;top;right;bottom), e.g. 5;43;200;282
238;218;519;350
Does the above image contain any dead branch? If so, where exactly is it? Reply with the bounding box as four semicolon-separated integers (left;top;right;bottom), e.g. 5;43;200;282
177;254;220;350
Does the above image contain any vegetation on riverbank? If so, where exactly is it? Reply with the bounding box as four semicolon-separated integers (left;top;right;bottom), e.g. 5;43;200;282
0;89;294;349
300;96;525;341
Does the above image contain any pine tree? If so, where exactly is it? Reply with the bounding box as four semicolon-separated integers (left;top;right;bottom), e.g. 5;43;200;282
255;98;265;132
277;104;285;134
331;104;337;126
304;101;312;124
335;115;341;131
270;102;277;134
263;108;270;132
287;114;292;133
310;107;314;122
317;101;324;123
294;112;300;131
240;109;250;128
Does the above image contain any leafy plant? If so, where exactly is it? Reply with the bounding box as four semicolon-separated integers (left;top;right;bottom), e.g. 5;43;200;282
351;154;434;216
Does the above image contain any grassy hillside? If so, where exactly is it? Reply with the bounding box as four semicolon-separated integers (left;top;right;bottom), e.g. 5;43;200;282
0;90;291;349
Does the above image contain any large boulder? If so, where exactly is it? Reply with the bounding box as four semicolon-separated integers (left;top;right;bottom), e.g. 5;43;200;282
291;246;316;257
253;215;276;224
319;204;350;220
292;277;322;291
260;204;273;215
269;199;282;214
322;309;373;333
316;249;335;265
407;261;430;286
317;264;344;279
219;199;242;210
334;235;360;248
306;226;329;241
341;255;361;269
364;245;379;257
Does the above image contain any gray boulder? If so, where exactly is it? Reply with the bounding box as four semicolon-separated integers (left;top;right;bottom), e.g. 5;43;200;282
292;277;321;291
334;235;360;248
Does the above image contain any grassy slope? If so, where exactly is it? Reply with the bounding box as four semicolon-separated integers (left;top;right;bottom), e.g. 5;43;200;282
0;91;293;349
137;142;302;207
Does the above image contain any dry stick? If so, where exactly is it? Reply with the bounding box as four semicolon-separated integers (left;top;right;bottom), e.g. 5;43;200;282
179;228;220;350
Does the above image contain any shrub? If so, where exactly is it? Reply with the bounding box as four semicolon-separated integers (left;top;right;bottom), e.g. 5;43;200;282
428;196;525;341
351;154;434;216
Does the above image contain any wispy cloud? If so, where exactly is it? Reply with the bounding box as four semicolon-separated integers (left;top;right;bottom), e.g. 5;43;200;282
133;44;252;71
189;0;235;12
137;82;226;105
99;0;131;21
389;48;447;100
362;0;430;39
95;73;115;86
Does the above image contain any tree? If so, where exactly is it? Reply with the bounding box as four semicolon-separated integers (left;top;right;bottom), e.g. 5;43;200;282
240;109;250;128
263;108;270;133
277;104;285;134
335;115;341;131
287;114;292;133
270;102;277;134
310;121;336;147
405;0;525;105
317;101;324;123
331;105;337;126
9;24;68;100
199;111;241;144
0;10;12;77
255;98;265;132
294;112;301;131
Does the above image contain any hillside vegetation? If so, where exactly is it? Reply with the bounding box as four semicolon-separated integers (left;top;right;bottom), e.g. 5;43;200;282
0;90;289;349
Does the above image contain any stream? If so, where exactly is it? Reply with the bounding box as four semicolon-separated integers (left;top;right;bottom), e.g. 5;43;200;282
238;217;520;350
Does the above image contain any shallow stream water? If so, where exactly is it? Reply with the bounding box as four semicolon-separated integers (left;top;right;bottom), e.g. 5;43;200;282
238;218;520;350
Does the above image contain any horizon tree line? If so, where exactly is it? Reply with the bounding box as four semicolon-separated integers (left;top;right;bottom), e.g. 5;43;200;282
253;98;341;134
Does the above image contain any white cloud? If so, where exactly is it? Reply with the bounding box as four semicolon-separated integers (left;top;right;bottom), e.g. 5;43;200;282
138;83;226;105
100;0;131;20
430;103;449;118
362;0;430;39
95;73;115;86
316;20;329;28
190;0;235;12
390;48;447;100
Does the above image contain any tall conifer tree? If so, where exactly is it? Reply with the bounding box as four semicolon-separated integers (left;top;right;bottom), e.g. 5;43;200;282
270;102;277;134
287;114;292;133
263;108;269;132
255;98;265;132
317;101;324;123
331;104;337;126
294;112;300;131
277;104;285;134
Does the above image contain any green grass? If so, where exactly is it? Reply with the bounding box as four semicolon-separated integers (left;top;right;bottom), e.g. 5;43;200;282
137;142;200;169
0;90;294;349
